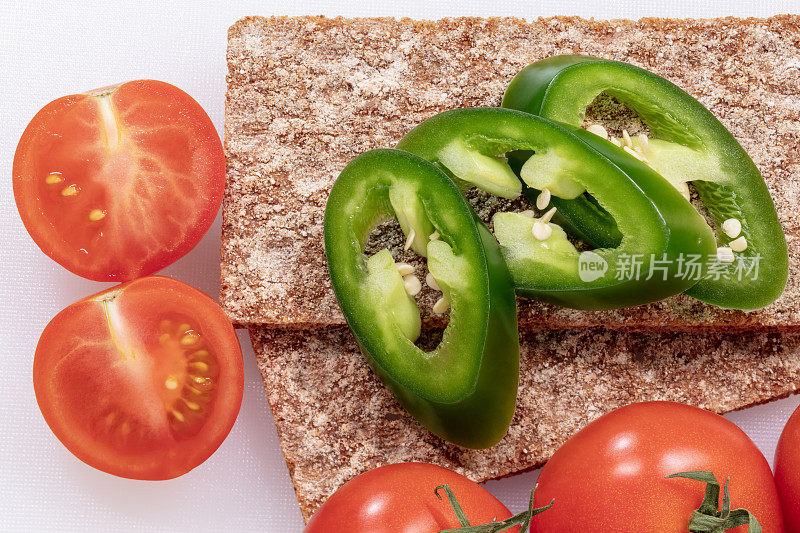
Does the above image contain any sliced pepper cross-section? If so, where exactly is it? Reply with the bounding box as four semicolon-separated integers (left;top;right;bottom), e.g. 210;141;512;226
323;148;519;449
502;55;788;310
397;108;716;310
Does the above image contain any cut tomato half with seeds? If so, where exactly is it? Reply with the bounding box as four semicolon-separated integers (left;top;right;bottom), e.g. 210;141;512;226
13;80;224;281
33;276;243;480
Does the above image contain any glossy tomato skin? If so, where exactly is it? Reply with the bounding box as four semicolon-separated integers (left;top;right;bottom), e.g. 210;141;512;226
34;276;243;480
305;463;516;533
13;80;224;281
775;404;800;532
531;402;783;533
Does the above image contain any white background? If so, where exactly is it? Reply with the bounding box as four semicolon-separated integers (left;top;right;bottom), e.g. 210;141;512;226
2;1;800;531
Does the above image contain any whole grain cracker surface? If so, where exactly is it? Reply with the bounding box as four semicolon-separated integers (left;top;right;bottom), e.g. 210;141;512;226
223;15;800;330
251;325;800;521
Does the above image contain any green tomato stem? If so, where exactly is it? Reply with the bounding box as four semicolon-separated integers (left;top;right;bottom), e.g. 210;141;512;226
436;483;554;533
667;471;761;532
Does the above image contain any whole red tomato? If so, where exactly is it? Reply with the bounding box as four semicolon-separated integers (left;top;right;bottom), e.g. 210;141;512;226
531;401;783;532
775;403;800;532
304;462;517;533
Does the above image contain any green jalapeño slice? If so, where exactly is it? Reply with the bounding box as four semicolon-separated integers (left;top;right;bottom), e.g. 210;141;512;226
397;107;716;310
324;149;518;449
503;55;788;310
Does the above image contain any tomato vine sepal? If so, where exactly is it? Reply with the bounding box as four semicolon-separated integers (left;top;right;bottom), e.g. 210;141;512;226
435;483;554;532
667;471;762;533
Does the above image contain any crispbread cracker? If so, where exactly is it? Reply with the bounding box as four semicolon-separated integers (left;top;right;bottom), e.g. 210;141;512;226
223;15;800;331
250;325;800;521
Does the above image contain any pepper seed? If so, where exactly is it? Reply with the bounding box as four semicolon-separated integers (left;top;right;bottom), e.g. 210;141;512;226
404;229;416;251
716;247;735;263
623;145;649;164
722;218;742;239
536;188;551;210
532;221;553;241
541;207;557;224
729;236;748;252
432;296;450;314
586;124;608;140
622;129;632;148
425;271;440;291
676;182;691;201
403;274;421;296
396;263;414;276
638;133;649;153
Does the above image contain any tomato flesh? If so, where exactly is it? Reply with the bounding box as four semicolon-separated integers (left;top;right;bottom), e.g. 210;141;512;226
304;462;516;533
775;404;800;532
531;402;784;533
33;276;243;480
13;80;224;281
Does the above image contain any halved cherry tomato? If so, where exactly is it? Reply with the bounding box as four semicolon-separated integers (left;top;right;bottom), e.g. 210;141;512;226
13;80;224;281
775;403;800;532
304;462;517;533
532;402;783;532
33;276;243;480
